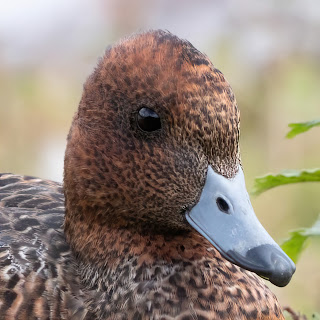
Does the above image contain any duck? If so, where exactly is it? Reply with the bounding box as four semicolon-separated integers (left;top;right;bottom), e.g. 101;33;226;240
0;30;295;320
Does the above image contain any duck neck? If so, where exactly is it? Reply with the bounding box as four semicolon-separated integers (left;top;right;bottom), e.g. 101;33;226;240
64;208;283;320
64;207;212;289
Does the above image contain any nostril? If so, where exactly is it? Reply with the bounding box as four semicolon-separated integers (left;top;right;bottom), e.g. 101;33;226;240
216;197;230;214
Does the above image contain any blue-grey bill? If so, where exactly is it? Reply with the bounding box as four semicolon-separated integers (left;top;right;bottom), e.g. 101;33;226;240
186;166;295;287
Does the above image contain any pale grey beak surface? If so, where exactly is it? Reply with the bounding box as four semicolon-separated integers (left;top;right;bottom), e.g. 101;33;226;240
186;166;295;287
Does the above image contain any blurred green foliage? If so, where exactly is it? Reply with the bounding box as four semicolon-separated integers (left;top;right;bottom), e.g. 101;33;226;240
287;120;320;139
281;216;320;264
253;121;320;318
252;122;320;264
252;169;320;196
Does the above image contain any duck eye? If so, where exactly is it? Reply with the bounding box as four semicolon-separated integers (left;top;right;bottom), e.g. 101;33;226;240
137;107;161;132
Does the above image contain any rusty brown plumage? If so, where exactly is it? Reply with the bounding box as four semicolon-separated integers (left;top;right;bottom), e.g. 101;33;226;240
0;30;284;319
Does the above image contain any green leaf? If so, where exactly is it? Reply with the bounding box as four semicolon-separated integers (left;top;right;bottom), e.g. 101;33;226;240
286;119;320;139
312;313;320;320
281;215;320;263
251;168;320;196
281;231;309;263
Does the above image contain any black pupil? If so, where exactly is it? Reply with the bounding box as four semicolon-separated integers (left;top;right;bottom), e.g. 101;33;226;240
216;197;230;214
137;107;161;132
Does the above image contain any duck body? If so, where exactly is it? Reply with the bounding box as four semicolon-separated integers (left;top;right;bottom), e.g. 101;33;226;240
0;174;84;319
0;30;292;319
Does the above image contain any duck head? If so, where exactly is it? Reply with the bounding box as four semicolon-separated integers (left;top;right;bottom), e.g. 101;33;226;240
64;30;295;287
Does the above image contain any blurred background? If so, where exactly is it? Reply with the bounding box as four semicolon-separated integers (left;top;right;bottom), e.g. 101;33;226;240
0;0;319;316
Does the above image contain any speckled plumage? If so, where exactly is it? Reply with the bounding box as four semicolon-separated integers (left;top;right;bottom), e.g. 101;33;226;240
1;30;284;319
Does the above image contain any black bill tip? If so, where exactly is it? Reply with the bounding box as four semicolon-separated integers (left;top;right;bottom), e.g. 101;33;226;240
228;244;296;287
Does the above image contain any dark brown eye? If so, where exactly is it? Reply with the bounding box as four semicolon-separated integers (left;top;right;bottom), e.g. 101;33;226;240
137;107;161;132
